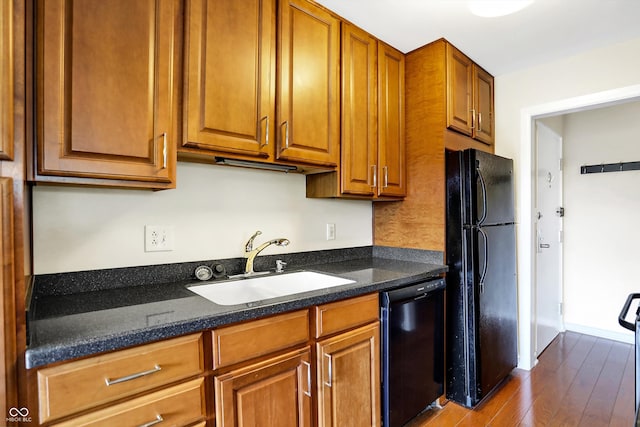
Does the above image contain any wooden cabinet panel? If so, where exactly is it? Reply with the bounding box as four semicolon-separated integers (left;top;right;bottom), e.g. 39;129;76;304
36;0;179;188
474;66;495;145
446;43;473;137
316;322;380;427
215;347;312;427
51;378;206;427
37;333;204;423
0;178;17;417
0;0;13;160
182;0;276;159
314;293;378;339
340;23;377;196
211;309;309;369
377;41;406;197
277;0;340;167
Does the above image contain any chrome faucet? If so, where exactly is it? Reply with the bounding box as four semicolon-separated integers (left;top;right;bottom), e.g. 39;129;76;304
244;231;290;275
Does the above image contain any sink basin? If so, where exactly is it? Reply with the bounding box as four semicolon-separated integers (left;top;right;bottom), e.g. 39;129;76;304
187;271;356;306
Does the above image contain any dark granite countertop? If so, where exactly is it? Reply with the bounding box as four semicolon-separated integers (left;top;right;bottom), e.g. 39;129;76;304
26;247;447;369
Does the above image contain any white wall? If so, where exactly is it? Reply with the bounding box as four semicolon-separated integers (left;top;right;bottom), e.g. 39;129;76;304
33;163;372;274
494;36;640;368
562;101;640;336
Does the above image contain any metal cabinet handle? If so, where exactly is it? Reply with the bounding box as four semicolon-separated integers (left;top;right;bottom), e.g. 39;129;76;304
478;112;483;132
539;243;550;249
259;116;270;147
324;354;332;387
383;166;389;188
161;133;167;169
302;360;312;397
105;364;161;386
137;415;164;427
281;121;290;149
371;165;377;188
470;109;476;129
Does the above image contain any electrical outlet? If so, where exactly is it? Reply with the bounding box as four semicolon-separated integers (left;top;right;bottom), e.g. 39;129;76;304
326;223;336;240
145;225;174;252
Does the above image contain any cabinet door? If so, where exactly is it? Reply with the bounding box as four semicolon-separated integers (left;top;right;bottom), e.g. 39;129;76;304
183;0;275;160
0;0;13;160
36;0;178;188
215;347;312;427
377;42;406;197
341;24;377;196
446;43;473;137
473;66;494;145
317;322;380;427
277;0;340;167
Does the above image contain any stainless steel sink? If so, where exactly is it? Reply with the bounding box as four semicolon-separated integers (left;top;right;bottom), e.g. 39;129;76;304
187;271;355;306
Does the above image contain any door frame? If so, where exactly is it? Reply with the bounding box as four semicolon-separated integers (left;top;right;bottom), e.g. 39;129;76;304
533;121;564;357
517;84;640;370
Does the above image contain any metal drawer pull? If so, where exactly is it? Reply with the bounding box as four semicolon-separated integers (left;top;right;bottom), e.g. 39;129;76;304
302;360;312;397
138;415;164;427
259;116;270;147
162;133;167;169
104;364;161;386
371;165;377;188
478;112;483;132
281;121;290;149
324;354;332;387
383;166;389;188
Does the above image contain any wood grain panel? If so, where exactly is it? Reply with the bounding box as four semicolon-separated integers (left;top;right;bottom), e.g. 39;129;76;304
473;66;494;145
36;0;179;187
341;23;377;196
51;378;206;427
313;293;378;339
277;0;340;166
316;322;380;427
0;178;16;418
446;44;473;136
374;40;447;251
377;41;406;197
212;310;309;369
214;347;312;427
37;333;204;423
182;0;275;159
0;0;14;160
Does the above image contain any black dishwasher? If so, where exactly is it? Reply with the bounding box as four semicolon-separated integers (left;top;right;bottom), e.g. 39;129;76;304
381;278;446;427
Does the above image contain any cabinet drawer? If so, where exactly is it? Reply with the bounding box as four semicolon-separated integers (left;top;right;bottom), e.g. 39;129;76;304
314;293;379;338
38;333;204;423
212;310;309;369
52;378;206;427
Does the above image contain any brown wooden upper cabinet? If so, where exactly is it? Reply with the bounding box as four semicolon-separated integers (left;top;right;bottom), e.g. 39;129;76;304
181;0;276;162
306;27;405;200
35;0;180;189
377;41;406;197
276;0;340;167
446;43;494;145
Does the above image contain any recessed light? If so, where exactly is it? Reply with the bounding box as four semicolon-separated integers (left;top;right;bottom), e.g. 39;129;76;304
468;0;534;18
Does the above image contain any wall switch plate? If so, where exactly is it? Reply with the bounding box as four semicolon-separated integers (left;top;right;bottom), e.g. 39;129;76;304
326;223;336;240
145;225;174;252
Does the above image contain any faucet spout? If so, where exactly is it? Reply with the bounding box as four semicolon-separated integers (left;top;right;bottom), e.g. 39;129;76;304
243;232;290;275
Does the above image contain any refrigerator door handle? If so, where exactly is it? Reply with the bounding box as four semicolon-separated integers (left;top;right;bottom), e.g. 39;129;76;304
476;167;488;225
477;227;489;293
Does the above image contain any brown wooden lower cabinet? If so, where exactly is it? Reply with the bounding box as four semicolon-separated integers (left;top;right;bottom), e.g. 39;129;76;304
214;347;312;427
316;322;381;427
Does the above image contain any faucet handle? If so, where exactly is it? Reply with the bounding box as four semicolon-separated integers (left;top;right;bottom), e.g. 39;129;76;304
245;230;262;252
275;259;287;273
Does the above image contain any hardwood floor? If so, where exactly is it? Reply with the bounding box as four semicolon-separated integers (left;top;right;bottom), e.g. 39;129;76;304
408;332;635;426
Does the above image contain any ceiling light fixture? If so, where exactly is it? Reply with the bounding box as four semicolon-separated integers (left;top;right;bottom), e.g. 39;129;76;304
468;0;534;18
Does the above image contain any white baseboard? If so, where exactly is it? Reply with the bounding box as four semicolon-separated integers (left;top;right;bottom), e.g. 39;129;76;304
564;322;634;344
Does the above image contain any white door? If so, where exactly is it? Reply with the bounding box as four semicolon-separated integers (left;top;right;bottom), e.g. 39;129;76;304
535;122;564;356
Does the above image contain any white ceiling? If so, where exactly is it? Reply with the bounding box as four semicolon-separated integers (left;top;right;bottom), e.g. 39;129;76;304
314;0;640;76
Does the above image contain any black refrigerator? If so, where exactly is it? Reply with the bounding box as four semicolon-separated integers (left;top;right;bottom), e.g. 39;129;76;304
445;148;518;408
